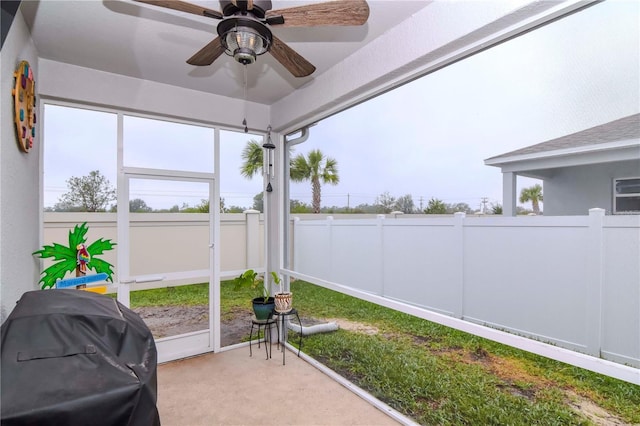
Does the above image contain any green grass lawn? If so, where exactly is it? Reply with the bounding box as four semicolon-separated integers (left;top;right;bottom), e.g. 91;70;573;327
130;280;640;425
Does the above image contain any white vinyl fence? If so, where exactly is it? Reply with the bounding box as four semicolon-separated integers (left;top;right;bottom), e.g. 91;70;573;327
292;209;640;371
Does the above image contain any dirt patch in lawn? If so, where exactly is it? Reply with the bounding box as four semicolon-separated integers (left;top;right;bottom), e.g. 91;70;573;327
440;347;628;424
133;307;377;346
133;305;253;347
566;391;629;426
323;317;379;335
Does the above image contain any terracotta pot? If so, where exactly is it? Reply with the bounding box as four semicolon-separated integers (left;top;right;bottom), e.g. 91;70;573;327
274;292;293;313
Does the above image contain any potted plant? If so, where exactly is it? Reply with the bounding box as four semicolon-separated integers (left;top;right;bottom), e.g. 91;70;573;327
233;269;274;320
272;272;293;313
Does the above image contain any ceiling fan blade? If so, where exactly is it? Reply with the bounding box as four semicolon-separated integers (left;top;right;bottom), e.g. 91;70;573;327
267;0;369;27
269;35;316;78
134;0;223;19
187;37;226;66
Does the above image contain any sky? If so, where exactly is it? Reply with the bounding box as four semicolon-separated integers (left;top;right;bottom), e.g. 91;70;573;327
44;1;639;212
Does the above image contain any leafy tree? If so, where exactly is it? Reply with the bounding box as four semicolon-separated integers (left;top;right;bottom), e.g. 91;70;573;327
196;199;210;213
51;201;85;212
519;184;543;214
253;192;264;212
129;198;152;212
490;203;503;215
291;199;312;213
375;191;396;214
290;149;339;214
58;170;116;212
353;203;377;213
32;222;116;289
424;197;447;214
516;206;533;215
226;205;246;213
394;194;415;214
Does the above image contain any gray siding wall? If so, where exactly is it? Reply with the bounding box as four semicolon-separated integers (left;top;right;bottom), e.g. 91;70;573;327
544;160;640;215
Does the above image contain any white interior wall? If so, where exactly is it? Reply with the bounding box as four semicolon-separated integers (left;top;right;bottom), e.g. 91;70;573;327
0;10;40;322
38;59;269;131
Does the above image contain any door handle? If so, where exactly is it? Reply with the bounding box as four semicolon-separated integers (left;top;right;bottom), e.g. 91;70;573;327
134;275;165;283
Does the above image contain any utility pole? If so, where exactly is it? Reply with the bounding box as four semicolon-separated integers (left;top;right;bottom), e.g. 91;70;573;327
347;193;350;210
419;196;424;211
480;197;489;214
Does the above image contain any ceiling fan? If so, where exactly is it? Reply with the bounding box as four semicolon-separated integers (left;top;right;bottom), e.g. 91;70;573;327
134;0;370;77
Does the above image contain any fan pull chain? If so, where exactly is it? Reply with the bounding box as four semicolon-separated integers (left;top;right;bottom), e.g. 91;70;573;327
242;65;248;133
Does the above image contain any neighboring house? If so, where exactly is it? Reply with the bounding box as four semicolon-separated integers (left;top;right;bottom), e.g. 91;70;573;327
485;114;640;216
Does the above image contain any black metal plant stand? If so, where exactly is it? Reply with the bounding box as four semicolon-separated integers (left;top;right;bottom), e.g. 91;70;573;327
249;317;276;360
273;308;302;365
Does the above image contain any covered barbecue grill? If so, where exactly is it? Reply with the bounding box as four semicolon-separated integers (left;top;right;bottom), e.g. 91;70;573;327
1;289;160;426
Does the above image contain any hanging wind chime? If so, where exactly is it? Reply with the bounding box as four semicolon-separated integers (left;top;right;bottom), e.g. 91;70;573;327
263;125;275;193
242;64;248;133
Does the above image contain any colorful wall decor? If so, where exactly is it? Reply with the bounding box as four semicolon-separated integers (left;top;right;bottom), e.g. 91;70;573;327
33;222;116;290
12;60;36;153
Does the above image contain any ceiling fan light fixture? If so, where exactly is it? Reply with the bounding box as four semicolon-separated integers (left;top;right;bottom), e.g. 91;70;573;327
217;17;272;65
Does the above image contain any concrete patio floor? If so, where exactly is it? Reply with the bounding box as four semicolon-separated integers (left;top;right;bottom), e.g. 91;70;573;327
157;344;411;425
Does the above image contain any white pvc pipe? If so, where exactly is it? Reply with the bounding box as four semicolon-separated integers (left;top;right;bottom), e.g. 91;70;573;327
287;322;339;336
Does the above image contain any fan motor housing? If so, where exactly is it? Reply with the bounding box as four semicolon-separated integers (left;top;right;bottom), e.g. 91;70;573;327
220;0;272;18
217;17;273;65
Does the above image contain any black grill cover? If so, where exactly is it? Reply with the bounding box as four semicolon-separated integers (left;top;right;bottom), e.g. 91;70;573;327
1;290;160;426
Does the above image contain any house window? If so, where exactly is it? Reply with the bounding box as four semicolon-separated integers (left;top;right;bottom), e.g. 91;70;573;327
614;178;640;214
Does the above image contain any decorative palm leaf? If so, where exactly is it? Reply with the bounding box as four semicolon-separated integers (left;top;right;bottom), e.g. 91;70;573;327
87;238;116;256
33;222;116;289
87;258;116;283
32;242;75;261
69;222;89;249
36;258;77;289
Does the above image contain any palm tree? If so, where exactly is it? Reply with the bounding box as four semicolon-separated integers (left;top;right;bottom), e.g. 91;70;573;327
519;184;543;214
291;149;339;213
239;140;264;179
33;222;116;289
240;139;298;179
239;141;339;213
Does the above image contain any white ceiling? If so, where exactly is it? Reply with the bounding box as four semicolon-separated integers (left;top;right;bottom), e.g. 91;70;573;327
21;0;429;105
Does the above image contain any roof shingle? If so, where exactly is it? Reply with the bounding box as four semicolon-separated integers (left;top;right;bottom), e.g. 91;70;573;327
486;113;640;161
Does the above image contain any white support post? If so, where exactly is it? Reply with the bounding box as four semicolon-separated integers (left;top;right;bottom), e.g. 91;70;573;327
327;216;334;282
502;172;517;216
291;217;300;272
244;209;260;269
453;212;466;318
377;214;385;297
585;208;605;357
